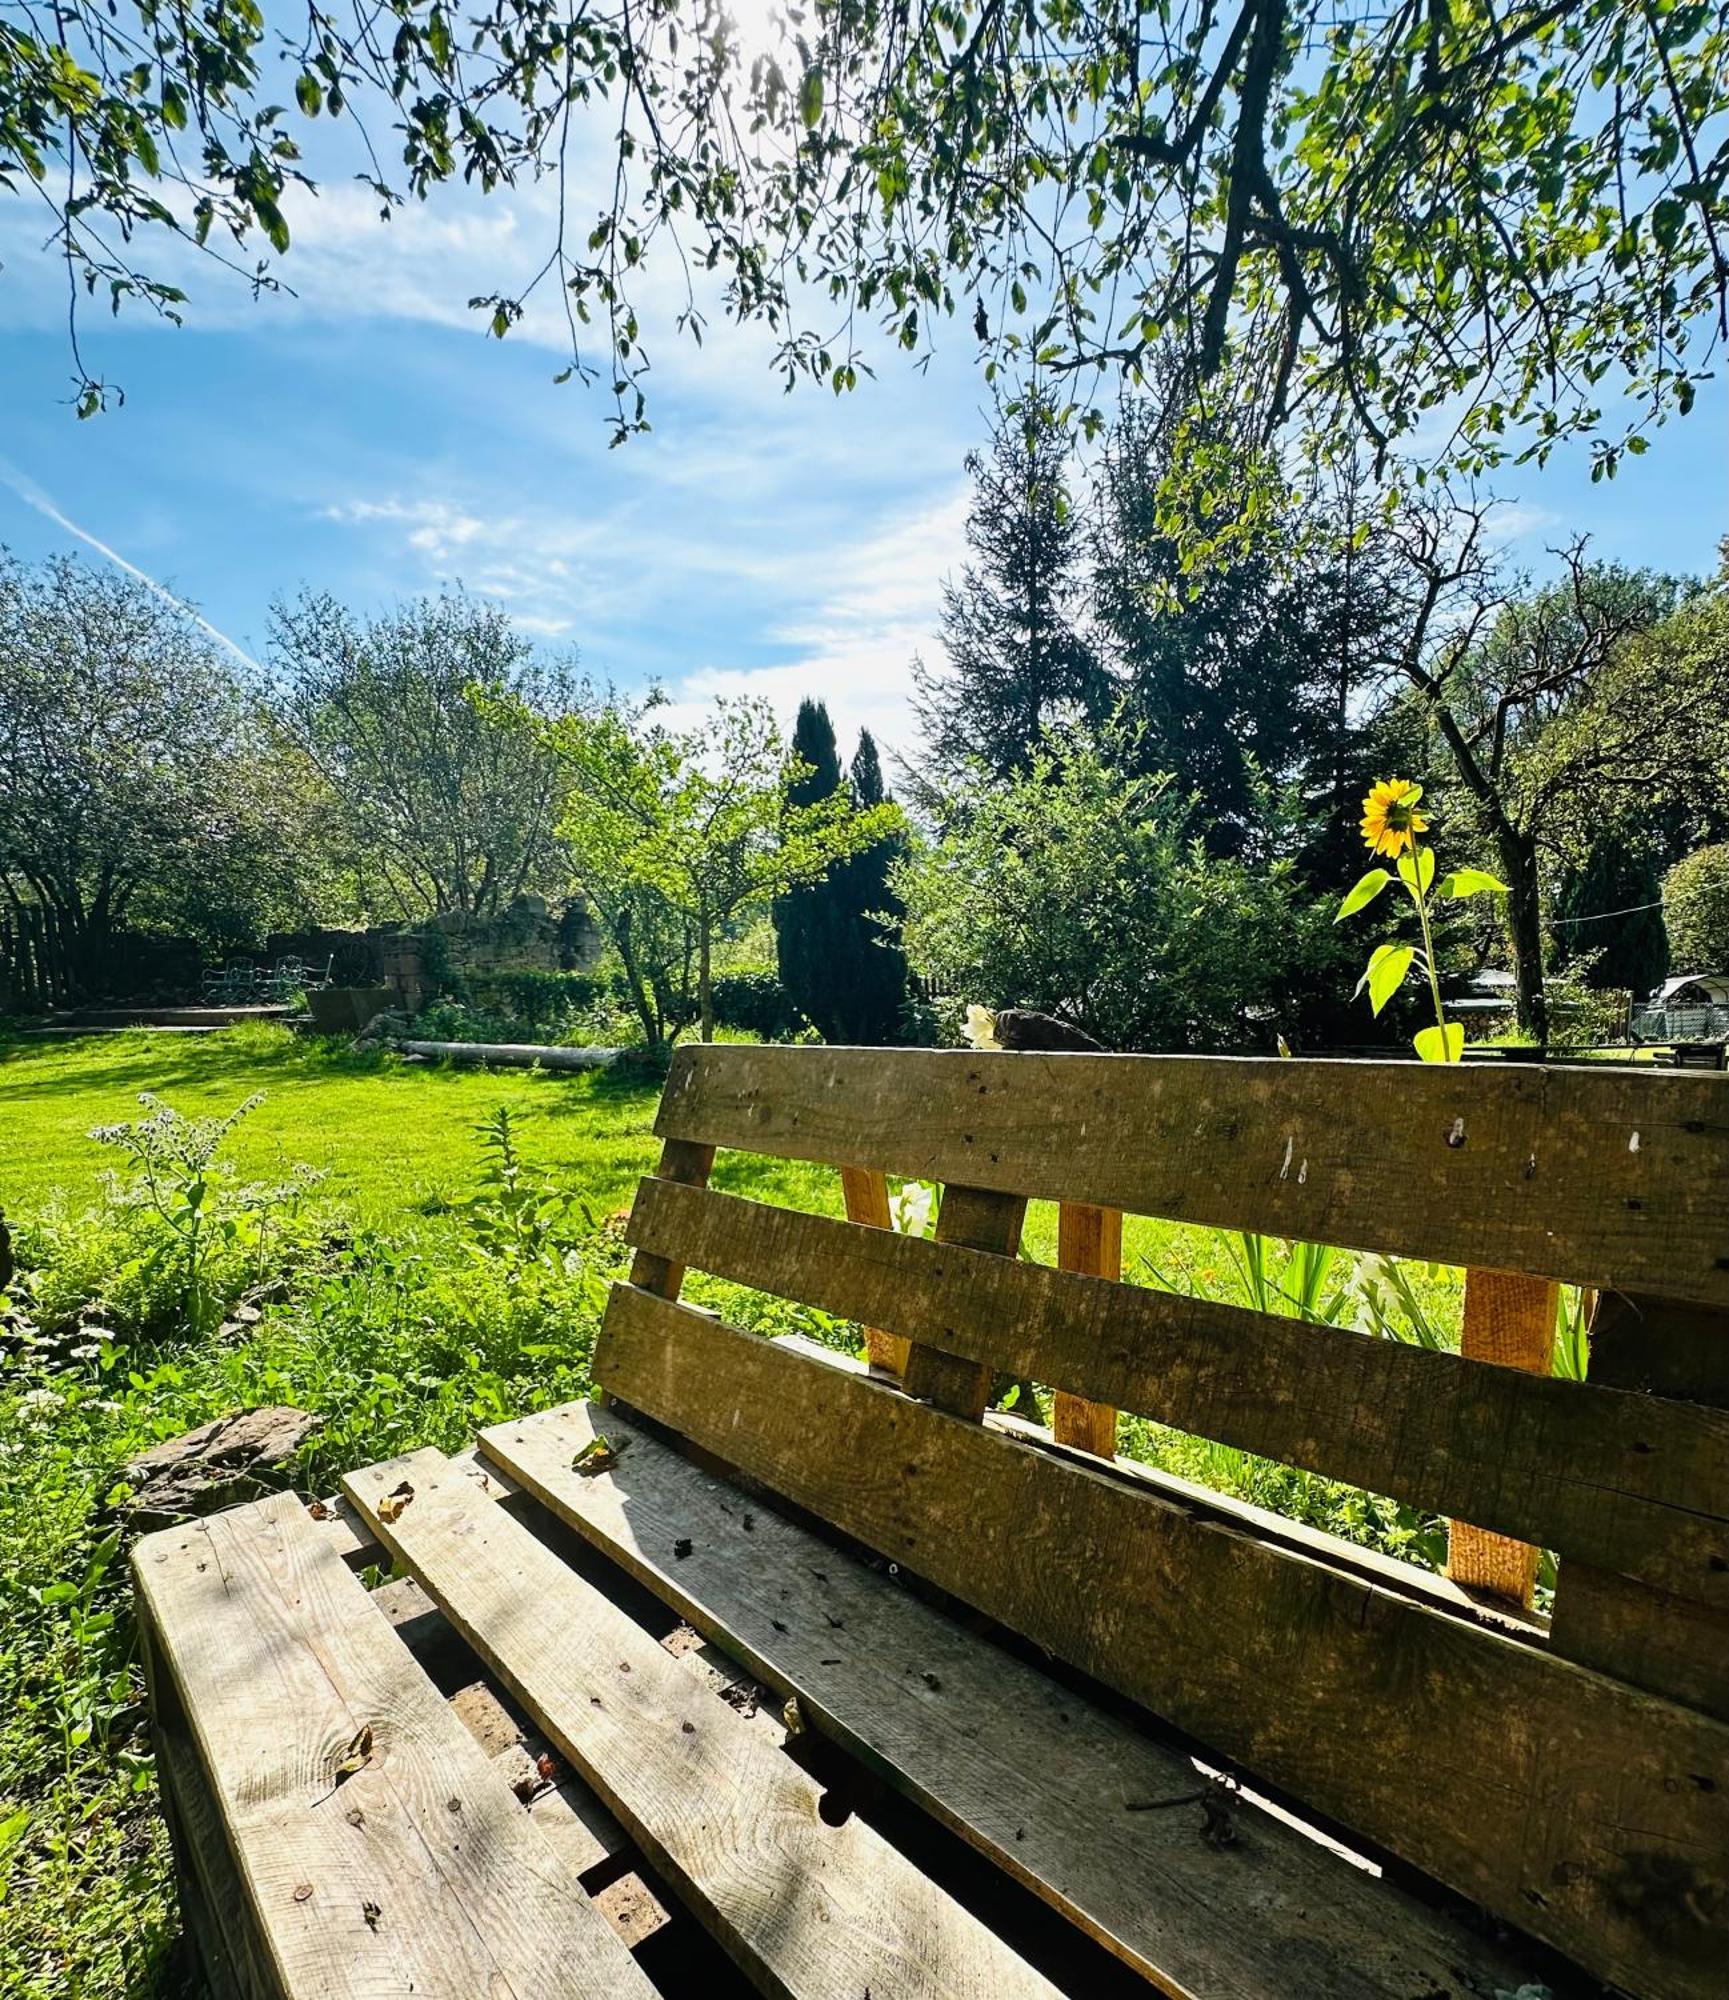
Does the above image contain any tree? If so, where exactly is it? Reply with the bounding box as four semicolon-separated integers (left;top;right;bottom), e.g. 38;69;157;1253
774;706;910;1043
272;591;579;922
911;401;1104;789
1091;396;1394;857
0;551;302;1001
894;730;1320;1053
1664;844;1729;972
14;0;1725;489
839;731;911;1044
1551;833;1671;999
1376;511;1701;1044
550;696;899;1042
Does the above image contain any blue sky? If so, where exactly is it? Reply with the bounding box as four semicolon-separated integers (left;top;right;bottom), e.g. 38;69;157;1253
2;155;1726;762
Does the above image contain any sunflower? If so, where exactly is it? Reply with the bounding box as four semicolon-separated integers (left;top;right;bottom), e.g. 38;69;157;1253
1360;779;1429;858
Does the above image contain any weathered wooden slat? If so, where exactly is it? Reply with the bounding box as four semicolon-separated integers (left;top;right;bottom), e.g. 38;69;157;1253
597;1281;1729;2000
626;1177;1729;1610
1550;1290;1729;1719
900;1185;1027;1419
341;1446;1062;2000
132;1495;653;2000
481;1398;1556;2000
654;1044;1729;1307
628;1136;714;1298
839;1164;909;1376
1446;1268;1557;1607
1053;1203;1121;1455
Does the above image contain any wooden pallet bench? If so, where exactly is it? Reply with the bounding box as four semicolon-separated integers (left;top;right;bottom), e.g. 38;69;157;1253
135;1045;1729;2000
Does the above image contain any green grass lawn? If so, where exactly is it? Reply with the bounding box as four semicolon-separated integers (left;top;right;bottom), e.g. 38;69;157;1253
0;1023;858;1233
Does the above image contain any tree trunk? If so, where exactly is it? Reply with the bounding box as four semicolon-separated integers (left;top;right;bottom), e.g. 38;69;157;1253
698;922;715;1043
1495;823;1548;1049
612;908;664;1051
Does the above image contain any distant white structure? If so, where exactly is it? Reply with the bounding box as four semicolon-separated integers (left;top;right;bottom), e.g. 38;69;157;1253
1631;973;1729;1043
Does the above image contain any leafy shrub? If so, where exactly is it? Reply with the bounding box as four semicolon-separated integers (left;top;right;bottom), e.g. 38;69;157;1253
708;968;807;1041
1662;842;1729;971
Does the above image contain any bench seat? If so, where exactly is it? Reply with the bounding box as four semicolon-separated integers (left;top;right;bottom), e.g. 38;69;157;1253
139;1393;1569;2000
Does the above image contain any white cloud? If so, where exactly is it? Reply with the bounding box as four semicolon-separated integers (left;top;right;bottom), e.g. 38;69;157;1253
656;483;972;755
318;471;970;757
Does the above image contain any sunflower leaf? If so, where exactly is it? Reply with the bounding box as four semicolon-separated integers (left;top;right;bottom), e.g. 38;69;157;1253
1335;868;1391;921
1435;867;1507;900
1367;943;1415;1015
1414;1022;1465;1063
1397;847;1435;894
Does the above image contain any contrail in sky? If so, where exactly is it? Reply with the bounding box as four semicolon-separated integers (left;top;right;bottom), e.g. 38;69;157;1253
0;456;266;675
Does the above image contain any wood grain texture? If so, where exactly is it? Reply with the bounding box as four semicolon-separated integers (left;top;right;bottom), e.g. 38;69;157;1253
481;1398;1557;2000
140;1616;275;2000
1550;1289;1729;1720
628;1136;715;1298
132;1494;652;2000
341;1447;1062;2000
654;1044;1729;1306
597;1282;1729;2000
1052;1204;1121;1456
900;1185;1027;1419
626;1177;1729;1610
840;1164;909;1376
1447;1268;1557;1607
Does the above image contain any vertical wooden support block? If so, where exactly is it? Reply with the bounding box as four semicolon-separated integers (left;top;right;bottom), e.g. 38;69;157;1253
901;1186;1028;1420
839;1166;910;1379
1053;1203;1122;1457
1447;1268;1555;1606
629;1138;717;1302
1549;1290;1729;1719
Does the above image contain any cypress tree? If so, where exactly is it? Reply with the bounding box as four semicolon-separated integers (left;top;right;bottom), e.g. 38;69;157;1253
840;730;909;1043
774;699;849;1036
773;707;909;1043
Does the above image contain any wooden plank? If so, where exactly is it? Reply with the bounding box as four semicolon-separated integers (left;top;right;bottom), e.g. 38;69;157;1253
1447;1268;1556;1607
775;1330;1548;1640
626;1178;1729;1611
341;1447;1061;2000
1550;1290;1729;1719
132;1495;653;2000
1053;1203;1121;1455
597;1282;1729;2000
839;1164;909;1376
628;1136;714;1298
901;1184;1027;1419
140;1616;275;2000
653;1044;1729;1307
482;1399;1555;2000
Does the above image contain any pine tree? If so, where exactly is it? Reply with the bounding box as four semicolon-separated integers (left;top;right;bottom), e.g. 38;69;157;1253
1092;397;1391;858
911;398;1105;787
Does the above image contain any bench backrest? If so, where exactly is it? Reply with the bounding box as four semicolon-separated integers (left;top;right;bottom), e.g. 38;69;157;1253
597;1046;1729;2000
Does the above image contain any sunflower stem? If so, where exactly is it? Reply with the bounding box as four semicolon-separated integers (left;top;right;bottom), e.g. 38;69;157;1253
1409;837;1449;1046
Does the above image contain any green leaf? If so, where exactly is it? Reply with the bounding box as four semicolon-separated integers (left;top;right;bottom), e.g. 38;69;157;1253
1366;942;1414;1016
1397;847;1435;895
1335;868;1391;921
1435;867;1507;900
1414;1022;1465;1064
295;73;323;116
799;67;824;128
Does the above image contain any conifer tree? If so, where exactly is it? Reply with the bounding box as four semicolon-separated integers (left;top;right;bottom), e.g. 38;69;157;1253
911;399;1105;787
839;731;910;1044
774;706;909;1043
